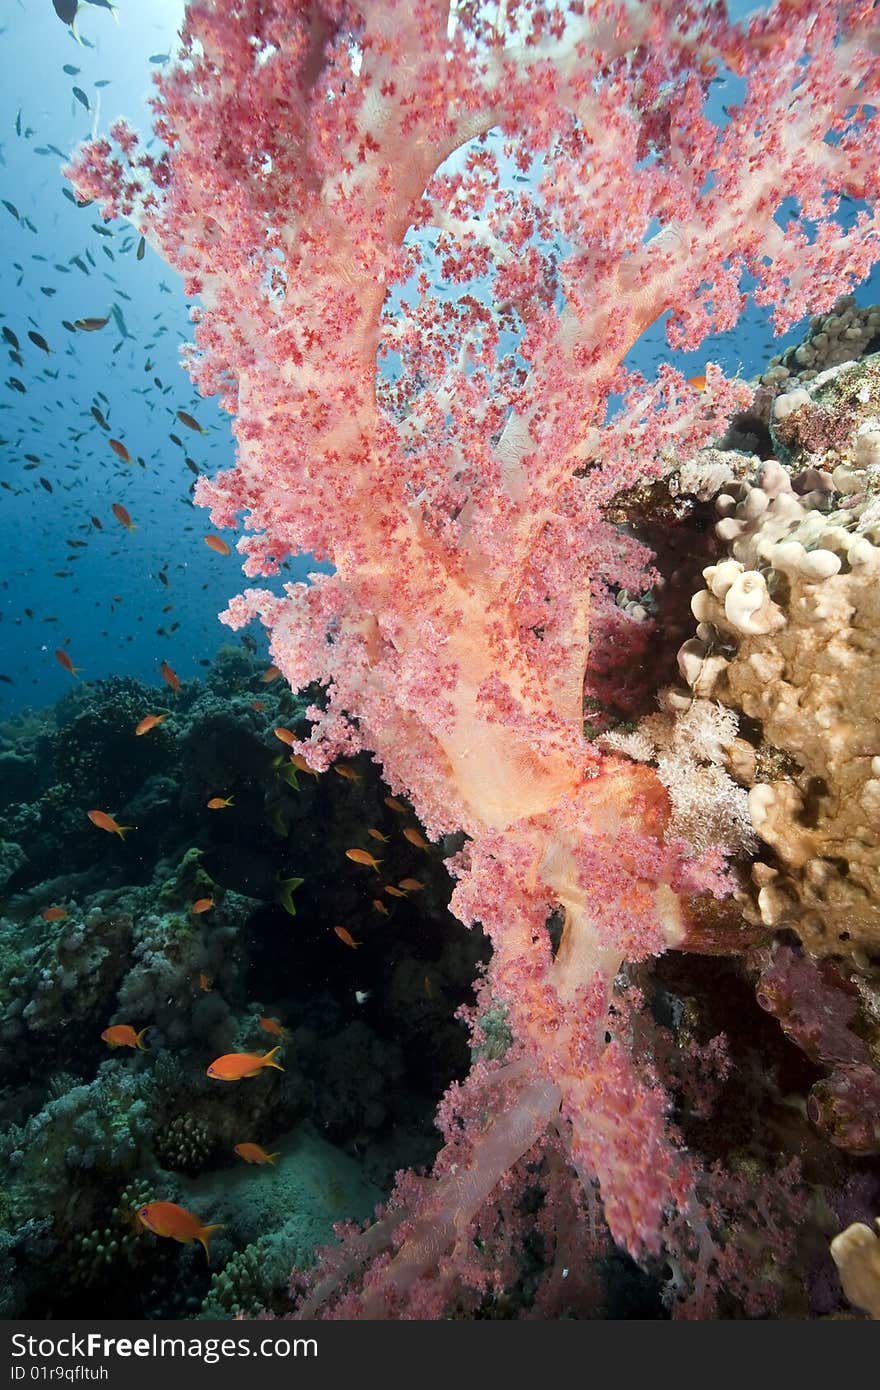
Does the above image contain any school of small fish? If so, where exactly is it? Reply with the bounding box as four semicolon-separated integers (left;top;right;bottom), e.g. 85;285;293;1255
0;15;259;699
0;3;568;1282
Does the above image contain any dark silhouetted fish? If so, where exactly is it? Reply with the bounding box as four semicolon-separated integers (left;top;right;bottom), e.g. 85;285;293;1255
53;0;79;25
110;303;132;339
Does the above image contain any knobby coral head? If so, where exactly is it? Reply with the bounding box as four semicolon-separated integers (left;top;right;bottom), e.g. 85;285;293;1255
65;0;879;1315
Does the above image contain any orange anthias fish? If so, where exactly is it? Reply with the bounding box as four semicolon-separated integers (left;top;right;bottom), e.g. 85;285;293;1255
111;502;135;530
260;665;281;683
345;848;382;871
333;763;360;782
273;727;296;746
372;898;390;916
334;925;360;949
41;906;68;922
191;897;215;914
722;30;784;79
259;1016;290;1040
207;796;234;809
176;409;205;433
102;1024;149;1050
135;713;167;736
109;438;132;463
87;809;133;839
383;796;407;813
159;660;180;694
206;1048;285;1081
687;374;707;391
367;828;389;843
289;753;320;778
402;828;430;850
136;1202;223;1260
55;648;80;676
384;885;406;898
234;1143;281;1166
250;700;267;712
198;973;213;993
204;534;231;556
398;878;424;892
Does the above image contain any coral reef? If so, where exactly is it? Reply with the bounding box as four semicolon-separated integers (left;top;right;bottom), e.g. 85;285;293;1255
0;840;27;890
197;1128;382;1317
155;1116;216;1176
2;0;878;1321
72;1180;157;1285
0;905;133;1061
600;700;756;861
760;296;880;388
0;644;475;1317
674;356;880;963
2;376;878;1319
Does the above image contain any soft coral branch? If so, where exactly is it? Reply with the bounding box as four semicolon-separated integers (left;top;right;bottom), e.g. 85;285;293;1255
67;0;880;1315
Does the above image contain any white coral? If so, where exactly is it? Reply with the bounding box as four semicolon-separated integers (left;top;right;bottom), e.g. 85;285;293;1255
601;700;756;858
831;1220;880;1319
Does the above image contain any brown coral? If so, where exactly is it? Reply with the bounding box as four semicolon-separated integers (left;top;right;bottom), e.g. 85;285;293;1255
674;361;880;966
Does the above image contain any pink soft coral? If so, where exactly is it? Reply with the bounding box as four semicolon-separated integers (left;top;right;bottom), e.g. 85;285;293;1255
66;0;880;1314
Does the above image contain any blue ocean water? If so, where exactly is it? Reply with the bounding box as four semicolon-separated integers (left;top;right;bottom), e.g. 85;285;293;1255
0;1;283;714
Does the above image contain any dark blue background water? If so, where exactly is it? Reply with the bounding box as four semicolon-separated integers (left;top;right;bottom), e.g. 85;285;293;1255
1;0;877;715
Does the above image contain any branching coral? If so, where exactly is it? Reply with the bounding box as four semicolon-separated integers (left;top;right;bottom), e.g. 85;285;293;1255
66;0;880;1316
